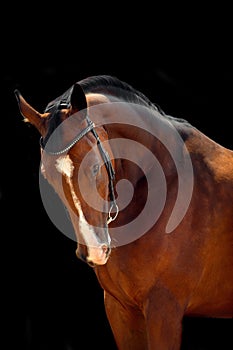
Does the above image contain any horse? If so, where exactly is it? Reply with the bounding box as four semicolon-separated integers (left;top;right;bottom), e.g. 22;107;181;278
15;75;233;349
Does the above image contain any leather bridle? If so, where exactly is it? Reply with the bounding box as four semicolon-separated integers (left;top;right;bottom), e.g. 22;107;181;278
39;100;119;225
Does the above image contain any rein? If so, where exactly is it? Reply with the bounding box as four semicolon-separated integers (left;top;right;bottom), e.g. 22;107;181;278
40;102;119;225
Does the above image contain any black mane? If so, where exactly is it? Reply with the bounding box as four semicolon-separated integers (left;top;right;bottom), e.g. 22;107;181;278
78;75;166;115
78;75;189;125
43;75;189;142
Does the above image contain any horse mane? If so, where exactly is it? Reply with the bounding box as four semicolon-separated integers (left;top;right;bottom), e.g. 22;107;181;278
78;75;165;115
79;75;189;125
43;75;190;142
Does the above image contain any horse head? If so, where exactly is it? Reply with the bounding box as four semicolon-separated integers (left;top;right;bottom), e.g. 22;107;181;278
15;83;117;266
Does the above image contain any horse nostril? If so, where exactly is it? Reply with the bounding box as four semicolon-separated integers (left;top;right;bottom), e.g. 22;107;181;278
102;244;111;256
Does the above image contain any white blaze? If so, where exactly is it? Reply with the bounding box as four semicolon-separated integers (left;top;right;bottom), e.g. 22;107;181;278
55;155;74;178
55;155;109;265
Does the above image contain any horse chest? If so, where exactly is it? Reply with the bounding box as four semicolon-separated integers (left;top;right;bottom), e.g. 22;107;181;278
94;261;152;307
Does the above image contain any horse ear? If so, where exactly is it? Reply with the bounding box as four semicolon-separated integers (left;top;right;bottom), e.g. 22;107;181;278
14;89;45;135
70;83;87;112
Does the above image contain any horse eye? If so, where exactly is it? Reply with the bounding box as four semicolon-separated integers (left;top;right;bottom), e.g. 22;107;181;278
92;164;100;176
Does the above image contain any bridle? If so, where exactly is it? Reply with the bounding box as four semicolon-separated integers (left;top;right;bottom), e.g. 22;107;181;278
39;99;119;225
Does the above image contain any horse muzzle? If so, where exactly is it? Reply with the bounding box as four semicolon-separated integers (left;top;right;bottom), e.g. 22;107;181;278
76;243;111;266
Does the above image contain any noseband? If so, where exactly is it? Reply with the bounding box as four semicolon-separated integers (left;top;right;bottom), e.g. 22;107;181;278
40;100;119;225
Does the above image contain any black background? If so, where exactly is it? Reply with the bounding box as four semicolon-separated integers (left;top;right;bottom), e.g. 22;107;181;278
2;3;233;349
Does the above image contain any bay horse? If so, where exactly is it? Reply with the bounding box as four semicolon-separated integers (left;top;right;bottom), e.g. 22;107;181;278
15;75;233;349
